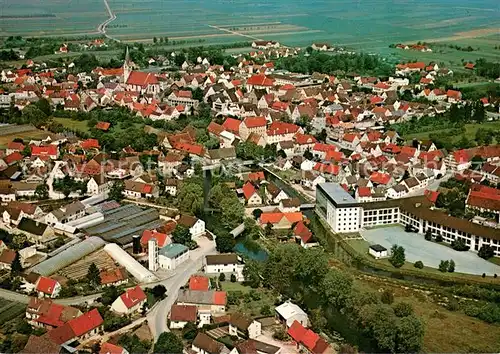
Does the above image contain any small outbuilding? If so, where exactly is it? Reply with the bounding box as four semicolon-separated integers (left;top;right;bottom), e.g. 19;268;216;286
369;244;388;259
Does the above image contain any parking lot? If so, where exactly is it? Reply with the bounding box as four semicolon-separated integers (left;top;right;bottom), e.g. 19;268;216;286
361;226;500;276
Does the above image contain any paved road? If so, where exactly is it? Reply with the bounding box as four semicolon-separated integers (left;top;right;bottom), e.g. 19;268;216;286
146;237;216;341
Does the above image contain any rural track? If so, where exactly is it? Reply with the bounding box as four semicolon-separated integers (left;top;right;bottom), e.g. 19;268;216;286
98;0;120;42
207;24;263;41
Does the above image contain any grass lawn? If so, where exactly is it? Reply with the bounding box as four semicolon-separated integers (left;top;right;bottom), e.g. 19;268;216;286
53;117;90;133
221;281;277;317
403;121;500;142
355;278;500;353
0;300;26;323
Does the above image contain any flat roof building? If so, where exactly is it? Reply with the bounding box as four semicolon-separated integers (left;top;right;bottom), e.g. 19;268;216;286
316;183;361;233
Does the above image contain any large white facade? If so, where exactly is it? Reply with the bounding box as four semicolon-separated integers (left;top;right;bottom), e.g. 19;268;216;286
316;183;361;233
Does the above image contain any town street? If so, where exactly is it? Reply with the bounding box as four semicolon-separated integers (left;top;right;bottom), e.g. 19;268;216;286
146;237;216;340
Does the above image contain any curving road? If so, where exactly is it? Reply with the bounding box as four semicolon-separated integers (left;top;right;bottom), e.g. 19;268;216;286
98;0;119;42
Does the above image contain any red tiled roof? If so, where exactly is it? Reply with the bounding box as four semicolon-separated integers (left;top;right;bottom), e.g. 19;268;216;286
213;291;227;305
248;171;265;182
358;186;372;197
260;212;303;225
100;342;126;354
370;172;391;185
95;121;111;131
67;309;103;337
7;141;25;150
189;275;209;291
141;230;169;248
288;320;307;342
302;329;321;351
247;74;274;87
400;146;416;156
36;276;58;295
126;71;158;86
424;190;440;204
48;323;75;345
31;145;57;157
207;121;224;136
267;121;300;136
100;267;127;285
294;221;312;243
4;151;23;164
118;286;146;309
222;118;241;134
243;116;267;128
81;139;100;150
170;304;197;322
294;133;317;145
325;150;343;162
242;181;257;200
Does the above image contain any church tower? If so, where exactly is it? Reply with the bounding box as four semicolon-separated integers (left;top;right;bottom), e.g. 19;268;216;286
123;46;131;83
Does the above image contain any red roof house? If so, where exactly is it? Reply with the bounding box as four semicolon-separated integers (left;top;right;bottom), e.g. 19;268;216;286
189;275;210;291
35;276;61;298
140;230;170;249
31;145;58;159
110;286;147;314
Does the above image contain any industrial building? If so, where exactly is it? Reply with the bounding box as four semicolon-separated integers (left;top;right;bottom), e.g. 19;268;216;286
31;237;106;276
83;204;163;246
104;243;157;283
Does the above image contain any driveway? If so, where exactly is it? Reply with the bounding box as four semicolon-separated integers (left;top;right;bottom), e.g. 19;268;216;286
361;226;500;275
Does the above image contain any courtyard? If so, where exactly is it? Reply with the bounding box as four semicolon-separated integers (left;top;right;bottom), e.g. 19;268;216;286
360;226;500;276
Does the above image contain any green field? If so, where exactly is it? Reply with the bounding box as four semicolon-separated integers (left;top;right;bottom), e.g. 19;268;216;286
1;0;498;53
53;117;90;133
402;120;500;141
221;281;277;317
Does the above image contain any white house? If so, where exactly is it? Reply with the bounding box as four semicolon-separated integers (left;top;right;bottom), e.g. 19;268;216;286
204;254;245;282
369;244;388;259
86;175;110;196
110;286;147;314
275;301;309;328
178;214;205;239
192;333;230;354
228;313;262;339
35;276;61;298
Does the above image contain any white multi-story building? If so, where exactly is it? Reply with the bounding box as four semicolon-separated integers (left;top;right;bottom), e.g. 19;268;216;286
158;243;190;270
204;254;245;281
316;183;362;233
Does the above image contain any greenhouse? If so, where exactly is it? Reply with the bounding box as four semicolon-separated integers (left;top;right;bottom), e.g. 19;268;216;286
31;236;106;276
104;243;157;283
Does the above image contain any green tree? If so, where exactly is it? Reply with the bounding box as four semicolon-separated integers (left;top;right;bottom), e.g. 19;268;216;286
220;194;244;229
219;273;225;282
359;304;398;352
260;304;272;316
109;180;125;201
242;258;262;288
35;98;52;116
182;321;198;340
10;251;22;275
172;224;192;245
34;184;49;200
396;314;424;353
414;261;424;269
439;260;449;272
389;245;405;268
87;262;101;287
215;232;235;253
152;284;167;299
155;332;183;354
153;37;157;44
230;273;237;282
177;180;204;213
424;229;432;241
252;208;263;220
320;269;353;308
448;259;455;273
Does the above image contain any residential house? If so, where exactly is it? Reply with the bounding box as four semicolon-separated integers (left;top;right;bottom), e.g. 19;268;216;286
239;116;267;141
192;332;230;354
242;182;262;206
177;289;227;315
100;267;129;287
158;243;190;270
279;198;301;213
17;218;55;244
123;180;159;199
288;320;333;354
228;313;262;339
169;304;198;329
177;214;205;239
45;201;86;225
204;254;245;282
259;212;303;229
35;276;61;298
230;339;281;354
86;175;110;196
265;182;289;204
100;343;129;354
110;286;147;314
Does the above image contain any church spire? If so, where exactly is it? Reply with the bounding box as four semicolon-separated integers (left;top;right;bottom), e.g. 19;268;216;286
123;46;130;83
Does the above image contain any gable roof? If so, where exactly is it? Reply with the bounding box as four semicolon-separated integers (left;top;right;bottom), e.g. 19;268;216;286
243;116;267;128
189;275;210;291
100;342;126;354
242;181;257;200
67;308;103;337
36;276;59;295
170;304;197;322
118;285;146;309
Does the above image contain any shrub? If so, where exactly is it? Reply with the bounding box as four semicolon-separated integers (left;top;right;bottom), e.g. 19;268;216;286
260;304;272;316
393;302;414;317
381;289;394;304
272;328;287;341
435;235;443;242
219;273;226;282
447;299;460;312
451;239;469;251
478;245;494;260
424;230;432;241
389;244;405;268
482;273;486;278
414;261;424;269
230;274;237;283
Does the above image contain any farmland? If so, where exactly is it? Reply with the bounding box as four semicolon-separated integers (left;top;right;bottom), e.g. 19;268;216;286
0;124;55;148
0;299;25;323
0;0;498;57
